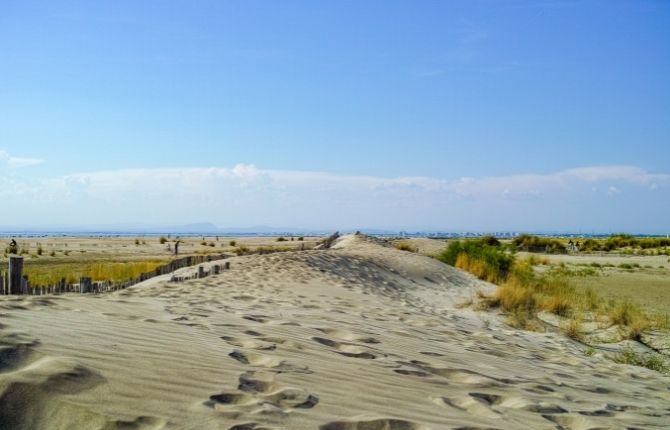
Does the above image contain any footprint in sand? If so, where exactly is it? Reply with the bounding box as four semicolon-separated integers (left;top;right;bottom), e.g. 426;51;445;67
315;327;381;344
206;370;319;418
426;367;513;387
319;418;427;430
226;423;281;430
311;337;378;359
434;394;500;419
221;336;277;351
228;350;312;373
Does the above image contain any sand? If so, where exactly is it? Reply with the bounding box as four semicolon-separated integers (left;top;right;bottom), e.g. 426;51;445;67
0;234;668;429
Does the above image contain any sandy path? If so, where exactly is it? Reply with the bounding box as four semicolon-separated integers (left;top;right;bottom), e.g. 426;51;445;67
0;235;668;429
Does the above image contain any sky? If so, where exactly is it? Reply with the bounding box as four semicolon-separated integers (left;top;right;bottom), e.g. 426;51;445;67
0;1;669;232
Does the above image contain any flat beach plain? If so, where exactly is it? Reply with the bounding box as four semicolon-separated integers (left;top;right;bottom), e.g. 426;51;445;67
0;235;668;429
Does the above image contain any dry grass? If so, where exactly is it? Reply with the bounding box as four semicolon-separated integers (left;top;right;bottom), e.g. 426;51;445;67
561;315;584;341
456;254;504;284
393;241;418;253
441;245;669;347
26;260;166;285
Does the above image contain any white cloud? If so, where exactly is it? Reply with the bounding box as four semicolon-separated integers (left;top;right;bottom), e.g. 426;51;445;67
0;164;667;231
0;150;44;168
608;186;620;196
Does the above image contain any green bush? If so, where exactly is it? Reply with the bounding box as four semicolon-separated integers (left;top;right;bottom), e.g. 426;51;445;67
512;234;566;254
437;239;514;283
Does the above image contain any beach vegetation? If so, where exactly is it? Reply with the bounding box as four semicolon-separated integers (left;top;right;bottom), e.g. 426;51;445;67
614;347;669;374
394;241;417;252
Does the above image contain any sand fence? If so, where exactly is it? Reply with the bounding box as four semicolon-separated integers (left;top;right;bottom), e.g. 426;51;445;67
0;254;230;296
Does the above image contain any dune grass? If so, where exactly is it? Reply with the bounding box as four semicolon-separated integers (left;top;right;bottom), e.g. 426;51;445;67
439;239;667;337
25;260;167;285
393;241;417;252
614;347;669;374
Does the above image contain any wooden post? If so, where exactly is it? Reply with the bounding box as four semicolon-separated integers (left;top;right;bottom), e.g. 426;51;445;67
198;266;205;278
80;277;92;294
212;265;220;275
8;256;24;295
224;261;230;270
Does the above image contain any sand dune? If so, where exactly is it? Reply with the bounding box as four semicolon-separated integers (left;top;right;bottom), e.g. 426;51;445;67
0;234;668;429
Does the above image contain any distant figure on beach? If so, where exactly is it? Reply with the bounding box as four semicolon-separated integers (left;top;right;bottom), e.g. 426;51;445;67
8;239;18;255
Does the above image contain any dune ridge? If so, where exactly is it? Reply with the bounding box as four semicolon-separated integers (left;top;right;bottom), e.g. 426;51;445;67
0;234;668;429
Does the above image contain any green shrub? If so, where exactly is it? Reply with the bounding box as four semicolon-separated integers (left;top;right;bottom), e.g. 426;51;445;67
512;234;566;254
614;347;669;374
229;240;236;247
394;241;417;252
480;235;501;247
437;239;514;283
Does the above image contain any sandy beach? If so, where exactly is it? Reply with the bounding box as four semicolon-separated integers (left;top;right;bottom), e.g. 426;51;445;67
1;234;668;429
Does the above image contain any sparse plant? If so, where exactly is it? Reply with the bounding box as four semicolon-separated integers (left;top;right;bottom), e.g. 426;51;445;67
276;237;286;242
614;347;669;374
229;240;236;247
561;315;584;341
159;236;167;244
394;241;417;252
233;245;250;256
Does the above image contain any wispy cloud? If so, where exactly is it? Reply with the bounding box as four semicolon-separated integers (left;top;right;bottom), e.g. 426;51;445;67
0;164;667;231
0;150;44;168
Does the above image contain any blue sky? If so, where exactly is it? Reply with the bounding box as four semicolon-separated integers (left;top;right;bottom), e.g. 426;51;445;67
1;1;669;232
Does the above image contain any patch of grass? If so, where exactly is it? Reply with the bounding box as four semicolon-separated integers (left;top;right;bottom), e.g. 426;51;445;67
437;239;514;284
513;234;566;254
614;347;669;374
525;254;550;266
276;237;286;242
229;240;236;247
394;241;417;253
233;245;250;256
439;243;668;345
561;314;584;341
25;260;166;285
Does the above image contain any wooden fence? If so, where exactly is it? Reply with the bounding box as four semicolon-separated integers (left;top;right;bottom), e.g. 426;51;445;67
0;254;230;296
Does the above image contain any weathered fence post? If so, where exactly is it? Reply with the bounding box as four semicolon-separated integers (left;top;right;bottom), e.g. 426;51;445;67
212;265;220;275
80;277;92;294
224;262;230;270
198;266;205;278
8;256;24;295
